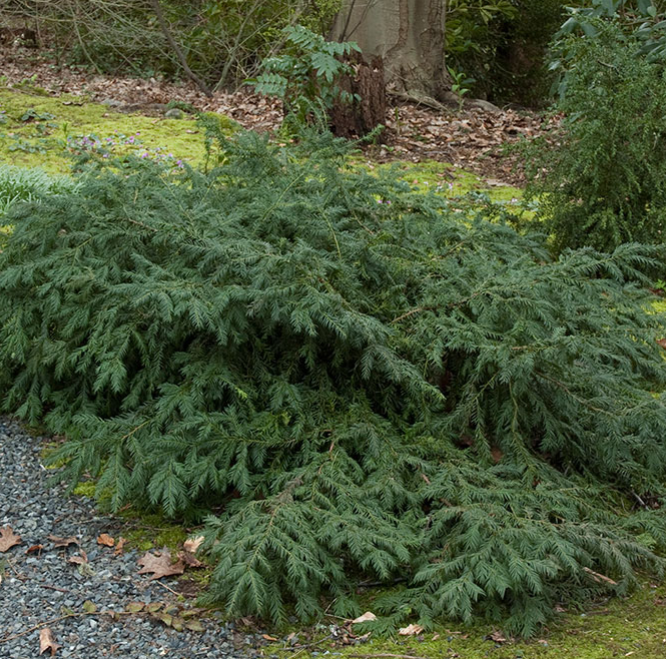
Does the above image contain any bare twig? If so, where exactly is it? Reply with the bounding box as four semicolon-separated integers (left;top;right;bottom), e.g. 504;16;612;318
147;0;213;97
154;579;181;597
582;567;618;586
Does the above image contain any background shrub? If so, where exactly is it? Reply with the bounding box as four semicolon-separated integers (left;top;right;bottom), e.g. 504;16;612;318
446;0;570;106
1;130;666;635
1;0;342;88
528;19;666;252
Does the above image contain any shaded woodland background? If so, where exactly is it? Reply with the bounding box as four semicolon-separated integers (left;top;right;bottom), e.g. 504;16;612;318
0;0;578;108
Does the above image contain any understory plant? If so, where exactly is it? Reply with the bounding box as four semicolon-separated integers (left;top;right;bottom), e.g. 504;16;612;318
251;25;360;132
528;15;666;252
1;129;666;636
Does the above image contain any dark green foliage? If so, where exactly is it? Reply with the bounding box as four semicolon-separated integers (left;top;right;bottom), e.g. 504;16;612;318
252;25;361;133
528;19;666;252
446;0;570;106
1;130;666;636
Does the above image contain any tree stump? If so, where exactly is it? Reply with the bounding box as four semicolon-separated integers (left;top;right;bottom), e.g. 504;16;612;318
330;53;387;140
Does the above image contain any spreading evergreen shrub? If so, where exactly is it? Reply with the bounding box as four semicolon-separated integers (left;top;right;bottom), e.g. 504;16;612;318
528;19;666;252
1;130;666;636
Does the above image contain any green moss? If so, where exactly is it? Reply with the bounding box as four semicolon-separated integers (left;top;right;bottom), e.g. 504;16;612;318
263;582;666;659
118;511;189;553
372;159;524;202
199;111;241;133
0;88;235;172
72;481;97;498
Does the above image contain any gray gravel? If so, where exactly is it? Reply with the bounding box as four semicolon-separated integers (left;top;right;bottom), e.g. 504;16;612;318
0;418;262;658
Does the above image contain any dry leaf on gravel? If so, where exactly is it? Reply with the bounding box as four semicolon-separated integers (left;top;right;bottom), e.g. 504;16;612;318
114;536;127;555
183;536;204;554
39;628;61;656
48;535;79;548
185;620;205;632
351;611;377;624
26;544;44;555
398;624;424;636
68;549;88;565
0;526;22;552
97;533;115;547
137;549;185;580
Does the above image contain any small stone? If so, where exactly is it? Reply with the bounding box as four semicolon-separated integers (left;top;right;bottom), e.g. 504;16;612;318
101;98;123;108
164;108;184;119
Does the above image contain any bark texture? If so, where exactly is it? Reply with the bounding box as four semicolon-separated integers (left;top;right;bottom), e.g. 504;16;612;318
331;0;449;101
329;53;386;139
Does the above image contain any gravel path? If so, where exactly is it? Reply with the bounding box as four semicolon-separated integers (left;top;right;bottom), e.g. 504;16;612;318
0;418;261;659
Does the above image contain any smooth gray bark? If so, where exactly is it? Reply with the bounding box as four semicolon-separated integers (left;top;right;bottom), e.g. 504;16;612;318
331;0;449;101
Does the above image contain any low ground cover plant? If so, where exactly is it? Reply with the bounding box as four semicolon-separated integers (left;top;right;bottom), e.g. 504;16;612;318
1;129;666;636
0;164;78;217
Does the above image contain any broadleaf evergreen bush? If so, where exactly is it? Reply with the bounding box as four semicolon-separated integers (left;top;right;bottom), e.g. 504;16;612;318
1;129;666;635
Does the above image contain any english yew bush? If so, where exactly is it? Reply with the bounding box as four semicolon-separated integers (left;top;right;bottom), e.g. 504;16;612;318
1;130;666;635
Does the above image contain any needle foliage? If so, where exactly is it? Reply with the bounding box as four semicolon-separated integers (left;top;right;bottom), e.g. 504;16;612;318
1;130;666;636
529;17;666;252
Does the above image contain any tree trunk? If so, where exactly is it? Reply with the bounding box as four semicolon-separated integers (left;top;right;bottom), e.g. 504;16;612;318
330;0;450;102
329;53;387;139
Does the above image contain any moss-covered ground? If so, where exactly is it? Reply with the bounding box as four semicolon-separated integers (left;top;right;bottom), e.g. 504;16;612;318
0;87;222;172
0;86;521;201
14;84;663;651
262;582;666;659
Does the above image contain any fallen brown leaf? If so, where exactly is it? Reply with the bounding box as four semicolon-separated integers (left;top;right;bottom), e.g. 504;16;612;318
26;544;44;555
97;533;115;547
137;549;185;580
398;624;424;636
48;535;79;548
0;526;22;552
488;630;507;643
68;549;88;565
39;628;61;656
114;537;127;555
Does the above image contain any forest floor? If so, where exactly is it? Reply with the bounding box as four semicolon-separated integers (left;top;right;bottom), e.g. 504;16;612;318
1;45;664;659
0;45;551;187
